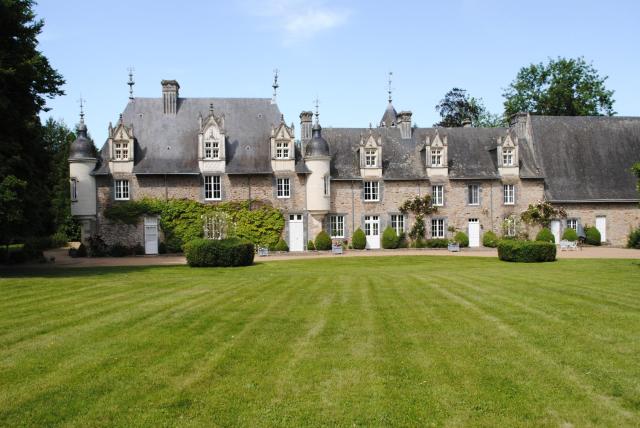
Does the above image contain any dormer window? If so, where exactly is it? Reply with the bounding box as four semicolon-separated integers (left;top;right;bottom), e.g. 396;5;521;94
503;148;514;166
276;141;290;159
204;140;220;160
431;148;443;167
114;142;129;161
365;148;377;167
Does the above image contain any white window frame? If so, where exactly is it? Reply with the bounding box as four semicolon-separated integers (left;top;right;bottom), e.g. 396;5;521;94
567;218;578;231
114;142;129;161
329;215;344;238
277;177;290;198
323;175;330;196
505;217;517;237
432;185;444;207
70;178;78;202
503;184;515;205
391;214;405;235
363;181;379;201
276;141;290;159
503;148;514;166
204;140;220;160
430;148;442;167
431;218;445;239
365;148;377;167
468;184;479;205
114;179;130;201
204;175;221;201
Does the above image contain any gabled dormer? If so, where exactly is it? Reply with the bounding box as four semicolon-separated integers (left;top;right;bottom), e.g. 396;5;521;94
198;104;226;173
497;131;519;177
426;129;448;178
270;114;296;172
108;115;135;173
359;129;382;178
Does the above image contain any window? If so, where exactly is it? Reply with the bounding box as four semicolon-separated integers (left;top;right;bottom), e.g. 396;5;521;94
365;148;377;167
114;179;129;200
503;148;514;166
468;184;479;205
432;185;444;206
324;175;330;196
204;140;220;159
276;141;290;159
503;184;515;205
567;219;578;231
363;181;379;201
204;176;221;200
277;178;290;198
114;142;129;160
431;148;442;167
70;178;78;201
431;218;445;238
391;214;404;235
330;215;344;238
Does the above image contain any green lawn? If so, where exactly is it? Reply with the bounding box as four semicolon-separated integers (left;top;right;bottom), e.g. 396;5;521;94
1;257;639;427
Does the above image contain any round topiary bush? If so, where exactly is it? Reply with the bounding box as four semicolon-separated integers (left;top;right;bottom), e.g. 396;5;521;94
562;228;578;242
536;227;555;243
628;227;640;249
184;238;254;267
314;231;332;251
274;238;289;252
482;231;499;248
454;231;469;248
352;228;366;250
382;226;399;249
584;226;601;246
498;240;556;263
307;240;316;251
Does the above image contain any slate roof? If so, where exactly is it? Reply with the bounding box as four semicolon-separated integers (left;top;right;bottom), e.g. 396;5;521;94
380;102;398;127
529;115;640;202
94;97;284;175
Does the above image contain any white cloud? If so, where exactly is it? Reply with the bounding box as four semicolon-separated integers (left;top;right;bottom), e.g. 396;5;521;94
245;0;350;45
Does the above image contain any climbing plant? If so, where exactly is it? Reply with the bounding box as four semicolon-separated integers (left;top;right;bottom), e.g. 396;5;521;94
399;195;437;241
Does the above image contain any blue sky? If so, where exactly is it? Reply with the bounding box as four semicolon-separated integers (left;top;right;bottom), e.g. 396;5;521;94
36;0;640;145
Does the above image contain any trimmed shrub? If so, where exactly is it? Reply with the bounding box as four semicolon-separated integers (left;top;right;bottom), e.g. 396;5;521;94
397;233;408;248
413;239;426;248
77;243;87;257
88;235;108;257
109;243;129;257
562;228;578;242
425;238;448;248
382;226;399;249
584;226;601;246
498;240;556;263
536;227;555;243
352;228;366;250
482;231;499;248
158;242;167;254
315;231;332;251
454;231;469;248
50;231;68;248
307;240;316;251
274;238;289;252
132;244;145;255
184;238;254;267
628;228;640;249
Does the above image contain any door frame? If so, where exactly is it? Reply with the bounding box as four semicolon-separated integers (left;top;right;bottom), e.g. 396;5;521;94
144;216;159;255
287;213;304;252
468;218;480;248
364;215;380;249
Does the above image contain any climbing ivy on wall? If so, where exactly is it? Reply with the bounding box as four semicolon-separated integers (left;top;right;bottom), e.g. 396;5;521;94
104;199;284;251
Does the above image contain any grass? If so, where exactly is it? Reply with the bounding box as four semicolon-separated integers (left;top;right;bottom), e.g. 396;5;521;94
1;256;639;427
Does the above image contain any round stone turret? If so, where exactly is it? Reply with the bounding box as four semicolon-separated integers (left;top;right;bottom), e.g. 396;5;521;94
305;124;330;157
69;122;95;159
68;120;98;245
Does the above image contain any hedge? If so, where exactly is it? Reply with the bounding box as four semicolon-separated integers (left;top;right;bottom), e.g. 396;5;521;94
352;228;366;250
584;226;601;246
497;240;556;263
536;227;555;243
184;238;254;267
382;226;399;249
482;231;499;248
307;240;316;251
628;227;640;249
274;239;289;252
562;228;578;242
314;231;332;251
454;231;469;248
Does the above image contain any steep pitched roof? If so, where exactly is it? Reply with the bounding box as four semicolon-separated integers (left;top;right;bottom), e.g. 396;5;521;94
94;97;282;175
529;116;640;202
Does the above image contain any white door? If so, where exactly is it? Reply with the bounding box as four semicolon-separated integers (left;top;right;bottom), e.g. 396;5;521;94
144;217;158;255
468;218;480;247
595;216;606;243
288;214;304;252
550;220;561;244
364;215;380;249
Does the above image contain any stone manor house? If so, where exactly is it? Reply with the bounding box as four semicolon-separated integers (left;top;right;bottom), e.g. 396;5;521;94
69;79;640;253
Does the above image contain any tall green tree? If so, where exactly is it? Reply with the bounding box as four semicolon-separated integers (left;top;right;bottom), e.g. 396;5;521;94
0;175;27;248
503;57;615;118
0;0;65;238
434;88;505;128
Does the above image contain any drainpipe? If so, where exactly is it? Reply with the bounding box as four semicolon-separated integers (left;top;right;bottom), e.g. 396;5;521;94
351;180;355;233
248;175;252;210
490;182;494;232
164;174;168;201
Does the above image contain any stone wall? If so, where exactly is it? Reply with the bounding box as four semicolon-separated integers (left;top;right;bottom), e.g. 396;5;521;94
554;203;640;246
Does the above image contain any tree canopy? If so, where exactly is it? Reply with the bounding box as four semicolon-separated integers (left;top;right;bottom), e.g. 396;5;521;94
503;57;615;119
434;88;505;128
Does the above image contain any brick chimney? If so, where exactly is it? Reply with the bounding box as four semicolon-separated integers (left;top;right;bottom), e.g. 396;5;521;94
161;80;180;114
300;111;313;141
398;111;413;139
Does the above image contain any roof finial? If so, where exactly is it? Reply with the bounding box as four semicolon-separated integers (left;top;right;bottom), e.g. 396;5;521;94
209;103;214;115
271;69;279;104
387;71;393;103
78;96;85;124
314;96;320;124
127;67;135;100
